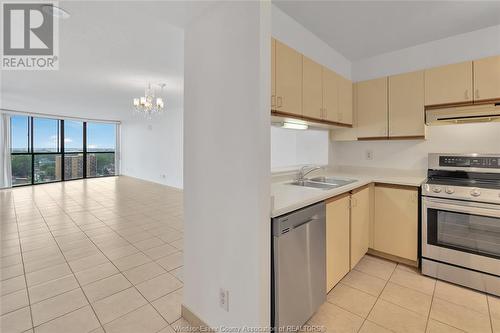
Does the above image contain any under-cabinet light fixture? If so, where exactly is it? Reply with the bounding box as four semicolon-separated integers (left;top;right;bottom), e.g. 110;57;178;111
282;121;308;130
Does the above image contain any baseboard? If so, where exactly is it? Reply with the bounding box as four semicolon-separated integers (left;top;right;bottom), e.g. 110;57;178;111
367;248;418;268
181;304;210;329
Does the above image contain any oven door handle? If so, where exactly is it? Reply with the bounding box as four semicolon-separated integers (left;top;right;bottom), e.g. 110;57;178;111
422;196;500;217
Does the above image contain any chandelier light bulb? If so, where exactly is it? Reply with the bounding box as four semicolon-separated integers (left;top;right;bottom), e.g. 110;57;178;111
133;83;167;118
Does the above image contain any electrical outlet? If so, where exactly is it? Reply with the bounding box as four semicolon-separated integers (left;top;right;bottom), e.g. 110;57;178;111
219;288;229;312
161;174;166;179
366;150;374;160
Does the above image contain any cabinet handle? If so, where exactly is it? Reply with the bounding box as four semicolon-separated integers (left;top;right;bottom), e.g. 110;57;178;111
271;95;276;107
323;107;327;119
277;96;283;108
410;194;418;204
475;89;480;99
464;90;469;100
352;197;357;208
338;111;343;121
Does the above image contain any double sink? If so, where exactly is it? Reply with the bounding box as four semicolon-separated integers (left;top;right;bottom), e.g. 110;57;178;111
288;176;357;190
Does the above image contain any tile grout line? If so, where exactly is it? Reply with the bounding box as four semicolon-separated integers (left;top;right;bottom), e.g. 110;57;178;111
3;178;184;332
11;193;36;331
354;262;398;333
423;269;437;332
486;295;494;333
61;198;183;331
34;199;107;333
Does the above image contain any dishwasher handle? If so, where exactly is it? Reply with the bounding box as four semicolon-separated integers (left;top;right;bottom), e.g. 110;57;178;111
272;202;326;237
293;216;320;229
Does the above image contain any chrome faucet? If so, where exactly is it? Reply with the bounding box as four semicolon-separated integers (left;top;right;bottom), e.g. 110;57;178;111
296;165;323;182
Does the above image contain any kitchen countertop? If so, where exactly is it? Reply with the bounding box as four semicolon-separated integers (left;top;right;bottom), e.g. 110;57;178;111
271;166;426;217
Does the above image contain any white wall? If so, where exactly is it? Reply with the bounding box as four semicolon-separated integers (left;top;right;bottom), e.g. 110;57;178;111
120;107;183;188
271;4;351;80
353;24;500;81
332;123;500;170
184;1;270;327
271;127;329;170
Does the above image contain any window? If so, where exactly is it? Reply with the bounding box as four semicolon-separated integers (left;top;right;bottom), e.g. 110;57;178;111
11;116;29;153
64;121;84;180
11;155;32;186
10;116;118;186
86;122;116;177
34;154;61;183
10;116;31;186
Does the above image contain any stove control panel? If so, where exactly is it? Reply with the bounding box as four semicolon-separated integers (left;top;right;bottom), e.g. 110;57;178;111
439;156;499;169
422;184;500;204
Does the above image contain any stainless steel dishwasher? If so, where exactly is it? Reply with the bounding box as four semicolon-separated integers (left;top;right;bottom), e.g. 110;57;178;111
272;202;326;329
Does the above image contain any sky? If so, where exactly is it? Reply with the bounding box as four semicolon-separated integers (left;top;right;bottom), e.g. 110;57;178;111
11;116;116;152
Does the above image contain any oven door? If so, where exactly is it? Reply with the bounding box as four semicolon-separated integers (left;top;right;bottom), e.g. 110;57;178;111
422;196;500;276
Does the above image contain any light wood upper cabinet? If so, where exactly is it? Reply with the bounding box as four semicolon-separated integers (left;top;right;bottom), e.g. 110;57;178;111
302;56;323;119
389;71;425;137
350;186;370;269
338;75;353;125
356;77;388;139
374;184;418;262
474;55;500;101
271;38;276;109
323;67;339;122
326;194;350;292
425;61;473;106
275;40;302;116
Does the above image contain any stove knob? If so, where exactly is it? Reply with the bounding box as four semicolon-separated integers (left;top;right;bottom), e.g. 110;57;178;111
432;187;442;193
471;189;481;197
445;187;455;194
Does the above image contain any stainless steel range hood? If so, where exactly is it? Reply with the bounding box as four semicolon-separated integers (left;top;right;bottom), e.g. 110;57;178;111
425;103;500;125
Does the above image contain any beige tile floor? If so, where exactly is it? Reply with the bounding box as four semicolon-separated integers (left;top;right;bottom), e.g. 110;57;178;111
1;176;184;333
2;177;500;333
310;254;500;333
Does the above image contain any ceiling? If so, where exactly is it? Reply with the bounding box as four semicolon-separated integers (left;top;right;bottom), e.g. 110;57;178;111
1;1;215;121
273;1;500;61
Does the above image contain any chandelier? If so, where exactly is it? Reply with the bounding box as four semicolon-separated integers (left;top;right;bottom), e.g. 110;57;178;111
133;83;166;117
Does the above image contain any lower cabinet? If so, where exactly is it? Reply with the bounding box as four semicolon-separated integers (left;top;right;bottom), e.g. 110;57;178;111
325;182;417;293
326;193;350;292
373;184;418;262
350;185;371;269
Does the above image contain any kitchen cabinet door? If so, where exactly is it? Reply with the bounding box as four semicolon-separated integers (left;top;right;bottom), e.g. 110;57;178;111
356;77;388;139
275;40;302;116
350;186;370;269
389;70;425;137
326;194;350;292
338;75;353;125
474;55;500;101
374;184;418;262
323;67;339;122
302;56;323;120
424;61;473;106
271;38;276;109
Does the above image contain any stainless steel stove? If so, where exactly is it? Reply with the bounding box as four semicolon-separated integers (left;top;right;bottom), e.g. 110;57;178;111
421;153;500;296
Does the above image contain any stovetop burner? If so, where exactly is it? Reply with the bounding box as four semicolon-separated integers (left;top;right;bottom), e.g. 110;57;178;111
423;154;500;204
427;170;500;190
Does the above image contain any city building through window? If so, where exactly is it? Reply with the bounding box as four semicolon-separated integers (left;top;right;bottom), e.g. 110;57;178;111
10;115;117;186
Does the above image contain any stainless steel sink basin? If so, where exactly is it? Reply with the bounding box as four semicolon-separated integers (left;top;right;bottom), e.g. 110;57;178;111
287;177;357;190
309;177;357;187
288;180;338;190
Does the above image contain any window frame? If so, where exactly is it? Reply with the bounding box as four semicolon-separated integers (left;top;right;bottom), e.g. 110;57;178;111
10;116;117;187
